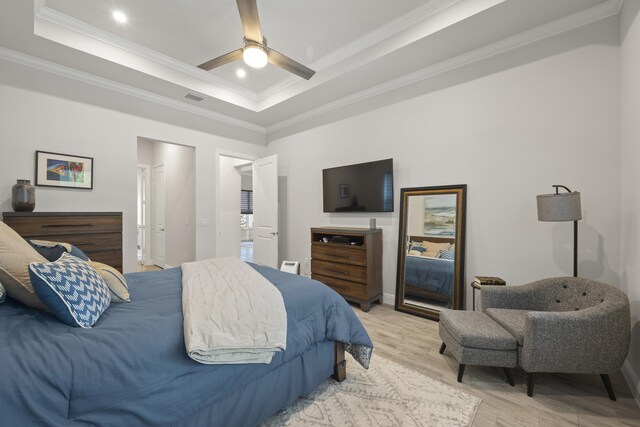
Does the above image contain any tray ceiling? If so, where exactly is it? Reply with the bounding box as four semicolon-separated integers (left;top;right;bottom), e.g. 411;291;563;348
0;0;619;143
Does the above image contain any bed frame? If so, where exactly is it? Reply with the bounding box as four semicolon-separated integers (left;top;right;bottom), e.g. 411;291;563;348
409;235;455;246
333;342;346;382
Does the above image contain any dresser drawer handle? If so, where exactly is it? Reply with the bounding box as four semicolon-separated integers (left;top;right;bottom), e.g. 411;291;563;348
325;254;349;259
75;242;96;247
329;283;349;290
42;224;95;228
326;268;350;276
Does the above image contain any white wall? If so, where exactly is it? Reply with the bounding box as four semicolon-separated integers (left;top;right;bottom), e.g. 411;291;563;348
241;173;253;191
620;0;640;405
267;19;621;306
0;79;266;273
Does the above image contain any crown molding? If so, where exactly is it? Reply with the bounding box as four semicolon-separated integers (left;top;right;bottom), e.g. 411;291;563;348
255;0;506;111
0;47;267;135
255;0;464;102
266;0;623;136
24;0;621;140
34;2;259;109
33;0;504;113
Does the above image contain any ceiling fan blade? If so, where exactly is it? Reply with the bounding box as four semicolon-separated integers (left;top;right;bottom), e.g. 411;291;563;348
197;49;243;71
268;48;316;80
236;0;263;43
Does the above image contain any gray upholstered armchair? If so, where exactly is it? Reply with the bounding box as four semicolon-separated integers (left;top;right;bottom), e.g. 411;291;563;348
481;277;630;400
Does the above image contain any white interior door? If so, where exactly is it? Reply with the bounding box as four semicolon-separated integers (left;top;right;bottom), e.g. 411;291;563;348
252;155;278;268
152;164;166;268
137;167;145;263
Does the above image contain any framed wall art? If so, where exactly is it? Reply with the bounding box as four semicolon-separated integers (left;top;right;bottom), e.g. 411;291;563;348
35;151;93;189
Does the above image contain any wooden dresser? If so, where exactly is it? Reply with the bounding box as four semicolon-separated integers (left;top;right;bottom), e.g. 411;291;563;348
2;212;123;272
310;227;382;312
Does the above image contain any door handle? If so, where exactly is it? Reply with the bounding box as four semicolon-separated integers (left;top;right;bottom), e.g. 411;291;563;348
160;228;165;231
270;232;279;236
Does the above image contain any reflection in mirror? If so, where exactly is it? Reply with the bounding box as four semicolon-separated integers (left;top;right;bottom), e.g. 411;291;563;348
395;185;466;320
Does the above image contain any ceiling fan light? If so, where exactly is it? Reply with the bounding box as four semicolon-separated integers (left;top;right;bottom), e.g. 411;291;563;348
112;11;127;23
243;46;268;69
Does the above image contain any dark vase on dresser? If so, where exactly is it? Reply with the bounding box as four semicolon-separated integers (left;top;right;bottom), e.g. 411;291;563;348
11;180;35;212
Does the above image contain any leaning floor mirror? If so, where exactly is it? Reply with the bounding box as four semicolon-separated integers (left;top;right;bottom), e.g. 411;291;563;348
395;185;467;320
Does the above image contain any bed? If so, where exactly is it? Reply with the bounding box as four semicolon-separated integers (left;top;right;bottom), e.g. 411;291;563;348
0;263;373;426
404;235;455;304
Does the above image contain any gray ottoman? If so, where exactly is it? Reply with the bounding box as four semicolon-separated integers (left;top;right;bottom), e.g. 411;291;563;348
439;309;517;385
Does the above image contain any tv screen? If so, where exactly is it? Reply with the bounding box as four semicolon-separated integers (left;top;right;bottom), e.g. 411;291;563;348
322;159;394;213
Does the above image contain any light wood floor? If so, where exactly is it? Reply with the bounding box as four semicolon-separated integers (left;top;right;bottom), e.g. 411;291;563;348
137;263;162;272
353;304;640;426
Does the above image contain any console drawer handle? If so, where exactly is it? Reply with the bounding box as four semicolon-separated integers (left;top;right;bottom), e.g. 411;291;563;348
326;254;349;259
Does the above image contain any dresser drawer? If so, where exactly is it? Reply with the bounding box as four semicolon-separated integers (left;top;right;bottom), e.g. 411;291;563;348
311;259;367;284
311;243;366;266
27;233;122;252
4;215;122;237
312;274;367;300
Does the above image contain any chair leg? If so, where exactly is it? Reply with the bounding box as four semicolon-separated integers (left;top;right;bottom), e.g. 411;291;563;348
601;374;616;401
457;364;466;383
439;342;446;354
502;368;515;386
526;373;534;397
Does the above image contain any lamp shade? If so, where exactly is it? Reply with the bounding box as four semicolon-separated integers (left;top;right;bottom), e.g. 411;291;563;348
536;192;582;222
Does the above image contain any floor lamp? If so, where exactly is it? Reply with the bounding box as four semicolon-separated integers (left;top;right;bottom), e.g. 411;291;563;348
536;185;582;277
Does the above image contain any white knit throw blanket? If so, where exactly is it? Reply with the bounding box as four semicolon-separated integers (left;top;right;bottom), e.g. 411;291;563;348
182;258;287;364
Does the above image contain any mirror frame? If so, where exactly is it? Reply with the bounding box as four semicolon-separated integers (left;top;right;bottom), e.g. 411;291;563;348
395;184;467;320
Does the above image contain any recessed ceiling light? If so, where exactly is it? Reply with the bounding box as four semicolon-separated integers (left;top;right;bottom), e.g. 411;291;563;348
236;68;247;78
112;11;127;23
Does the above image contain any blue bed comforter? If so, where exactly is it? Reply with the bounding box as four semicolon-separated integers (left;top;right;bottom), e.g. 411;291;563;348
404;255;454;297
0;264;373;426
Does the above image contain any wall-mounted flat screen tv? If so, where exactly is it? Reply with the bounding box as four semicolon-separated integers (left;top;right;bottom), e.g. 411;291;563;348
322;159;394;213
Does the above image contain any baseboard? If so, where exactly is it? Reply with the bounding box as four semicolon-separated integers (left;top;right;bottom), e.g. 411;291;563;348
383;292;396;306
622;359;640;409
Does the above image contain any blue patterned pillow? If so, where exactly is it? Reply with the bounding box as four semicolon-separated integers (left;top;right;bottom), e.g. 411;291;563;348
29;253;111;328
439;249;455;260
29;240;90;262
0;281;5;303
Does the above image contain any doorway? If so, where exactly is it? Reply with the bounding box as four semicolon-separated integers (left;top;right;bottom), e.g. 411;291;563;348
137;138;196;270
136;164;150;265
217;153;279;267
240;163;254;263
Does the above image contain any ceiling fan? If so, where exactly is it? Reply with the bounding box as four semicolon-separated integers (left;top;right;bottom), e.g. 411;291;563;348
197;0;316;80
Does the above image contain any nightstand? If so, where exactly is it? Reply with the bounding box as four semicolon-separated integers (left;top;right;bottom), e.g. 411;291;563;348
471;277;506;311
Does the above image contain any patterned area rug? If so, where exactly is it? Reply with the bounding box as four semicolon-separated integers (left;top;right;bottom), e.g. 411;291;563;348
263;355;481;427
